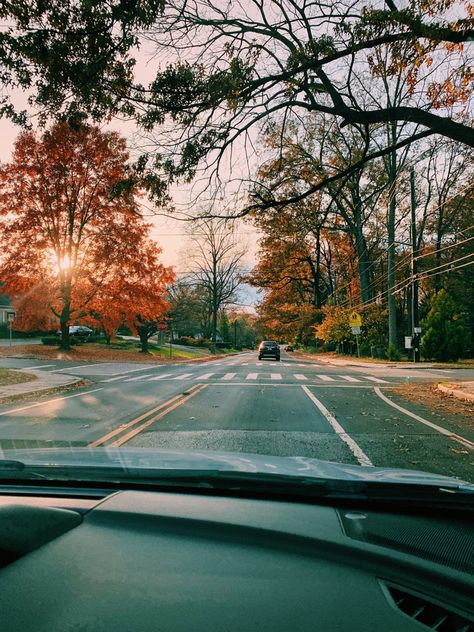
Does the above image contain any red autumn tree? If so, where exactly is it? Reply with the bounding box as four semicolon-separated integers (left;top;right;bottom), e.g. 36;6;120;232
0;122;173;349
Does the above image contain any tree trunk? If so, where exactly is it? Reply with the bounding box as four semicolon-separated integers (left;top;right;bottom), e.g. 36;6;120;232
58;300;71;350
352;191;373;304
138;328;149;353
387;122;398;349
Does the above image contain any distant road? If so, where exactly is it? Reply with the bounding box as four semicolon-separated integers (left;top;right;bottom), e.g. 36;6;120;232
0;338;41;346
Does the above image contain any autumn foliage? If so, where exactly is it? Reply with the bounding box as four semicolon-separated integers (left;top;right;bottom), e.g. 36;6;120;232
0;122;174;348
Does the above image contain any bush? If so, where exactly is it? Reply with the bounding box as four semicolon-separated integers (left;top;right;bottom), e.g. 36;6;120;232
41;337;59;346
421;290;470;362
386;343;400;361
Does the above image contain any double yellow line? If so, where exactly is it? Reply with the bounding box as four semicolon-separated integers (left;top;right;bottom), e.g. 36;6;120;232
90;383;208;448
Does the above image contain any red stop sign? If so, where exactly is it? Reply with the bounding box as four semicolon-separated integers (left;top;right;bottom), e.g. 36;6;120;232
157;322;168;330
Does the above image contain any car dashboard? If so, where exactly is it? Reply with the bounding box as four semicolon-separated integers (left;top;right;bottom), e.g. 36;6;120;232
0;488;472;631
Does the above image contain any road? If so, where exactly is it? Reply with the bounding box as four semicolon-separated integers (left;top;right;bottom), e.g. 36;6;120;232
0;351;473;482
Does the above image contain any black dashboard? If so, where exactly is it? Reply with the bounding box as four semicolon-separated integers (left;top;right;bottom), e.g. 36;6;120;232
0;489;472;631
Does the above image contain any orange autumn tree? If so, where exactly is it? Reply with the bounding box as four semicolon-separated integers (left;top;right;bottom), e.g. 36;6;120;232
0;122;173;349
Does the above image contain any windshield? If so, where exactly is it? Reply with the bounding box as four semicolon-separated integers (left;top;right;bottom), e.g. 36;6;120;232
0;0;473;495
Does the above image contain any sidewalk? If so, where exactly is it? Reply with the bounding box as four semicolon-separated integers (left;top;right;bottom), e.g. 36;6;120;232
437;381;474;403
0;369;83;401
301;353;437;370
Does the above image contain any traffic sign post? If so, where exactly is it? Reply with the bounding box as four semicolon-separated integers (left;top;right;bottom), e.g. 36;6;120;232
7;312;15;347
348;312;363;358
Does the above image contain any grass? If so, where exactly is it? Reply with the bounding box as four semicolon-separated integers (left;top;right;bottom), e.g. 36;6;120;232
297;350;474;368
0;367;37;386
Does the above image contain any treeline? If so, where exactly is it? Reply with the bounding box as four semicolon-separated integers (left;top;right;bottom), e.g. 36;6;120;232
248;115;473;361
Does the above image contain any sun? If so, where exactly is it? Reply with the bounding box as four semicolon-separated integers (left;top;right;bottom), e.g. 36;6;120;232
49;251;71;273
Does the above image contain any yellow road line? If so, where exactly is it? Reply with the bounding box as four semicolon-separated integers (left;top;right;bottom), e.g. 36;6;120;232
110;384;208;447
89;383;203;448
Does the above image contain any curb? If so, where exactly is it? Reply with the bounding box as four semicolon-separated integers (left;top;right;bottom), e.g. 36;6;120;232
0;369;83;402
437;383;474;402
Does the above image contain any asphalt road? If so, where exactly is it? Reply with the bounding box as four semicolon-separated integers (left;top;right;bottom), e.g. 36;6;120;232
0;351;473;482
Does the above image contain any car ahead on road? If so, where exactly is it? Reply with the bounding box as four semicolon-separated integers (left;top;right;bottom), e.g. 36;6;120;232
258;340;280;361
285;345;294;352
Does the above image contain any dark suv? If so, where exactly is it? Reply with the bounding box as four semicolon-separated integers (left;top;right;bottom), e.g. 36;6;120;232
258;340;280;361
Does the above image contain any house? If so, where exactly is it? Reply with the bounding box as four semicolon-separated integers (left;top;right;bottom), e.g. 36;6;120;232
0;291;15;325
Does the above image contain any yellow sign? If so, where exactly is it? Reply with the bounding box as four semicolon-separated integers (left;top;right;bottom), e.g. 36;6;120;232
349;311;362;327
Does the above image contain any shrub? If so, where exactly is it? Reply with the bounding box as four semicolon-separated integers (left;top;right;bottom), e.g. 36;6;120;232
386;343;400;361
421;290;470;361
41;337;59;346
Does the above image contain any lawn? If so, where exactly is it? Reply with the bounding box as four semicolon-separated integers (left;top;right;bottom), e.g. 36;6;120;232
0;368;37;386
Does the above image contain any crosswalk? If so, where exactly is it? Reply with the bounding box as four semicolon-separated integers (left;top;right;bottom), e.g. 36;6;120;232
102;371;390;384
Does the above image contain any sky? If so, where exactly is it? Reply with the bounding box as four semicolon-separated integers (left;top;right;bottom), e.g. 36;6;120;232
0;105;261;310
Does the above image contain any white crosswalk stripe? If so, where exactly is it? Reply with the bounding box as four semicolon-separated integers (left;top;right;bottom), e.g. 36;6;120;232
222;372;236;380
316;374;336;382
364;376;389;383
294;374;307;381
270;373;282;380
173;373;193;380
246;373;258;380
339;375;362;382
148;373;173;381
196;373;214;380
123;374;153;382
25;364;56;370
101;375;127;383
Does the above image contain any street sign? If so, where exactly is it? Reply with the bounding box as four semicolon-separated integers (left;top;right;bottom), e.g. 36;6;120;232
351;326;361;335
7;312;15;322
349;311;362;327
413;327;422;334
405;336;412;349
157;322;167;331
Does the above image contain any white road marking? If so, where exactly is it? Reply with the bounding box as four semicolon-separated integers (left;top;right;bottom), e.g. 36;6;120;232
294;374;307;381
173;373;193;380
271;373;282;380
222;372;236;381
23;364;56;370
107;366;162;377
364;376;389;383
148;373;173;381
241;363;249;366
48;363;98;372
123;374;153;382
256;363;263;367
246;373;258;380
301;386;373;467
339;375;361;383
316;374;336;382
0;388;104;417
373;387;474;450
101;375;127;383
196;372;214;380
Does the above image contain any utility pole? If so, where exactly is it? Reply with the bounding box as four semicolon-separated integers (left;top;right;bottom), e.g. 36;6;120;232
233;319;237;349
410;167;420;362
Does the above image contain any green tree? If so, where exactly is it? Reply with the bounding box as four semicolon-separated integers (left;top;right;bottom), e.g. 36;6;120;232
421;290;470;361
220;311;230;344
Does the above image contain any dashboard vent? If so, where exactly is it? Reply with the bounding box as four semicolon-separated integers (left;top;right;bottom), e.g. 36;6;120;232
387;585;473;631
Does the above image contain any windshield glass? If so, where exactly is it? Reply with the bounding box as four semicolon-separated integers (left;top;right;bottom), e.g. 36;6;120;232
0;0;472;493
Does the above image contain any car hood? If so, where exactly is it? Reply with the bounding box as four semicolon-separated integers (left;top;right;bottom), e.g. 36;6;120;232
1;447;472;490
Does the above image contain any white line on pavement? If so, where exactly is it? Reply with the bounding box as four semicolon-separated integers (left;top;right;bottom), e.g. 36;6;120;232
294;374;307;381
222;372;236;381
105;366;161;377
101;375;127;383
339;375;361;383
123;374;154;382
48;363;98;372
24;364;56;370
301;386;373;467
316;375;336;382
148;373;173;381
364;376;389;384
246;373;258;380
270;373;282;380
373;387;474;450
196;373;214;380
173;373;194;380
0;388;104;417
